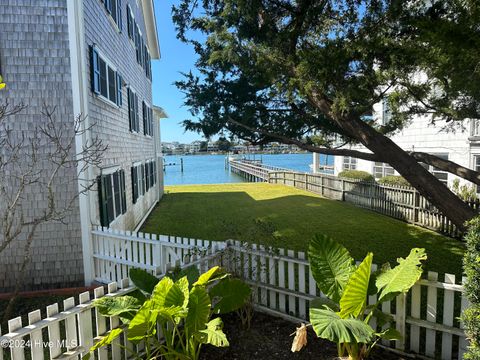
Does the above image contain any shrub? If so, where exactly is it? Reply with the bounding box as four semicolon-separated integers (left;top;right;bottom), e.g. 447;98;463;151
462;217;480;360
338;170;374;182
292;235;427;359
378;175;410;187
85;266;251;360
452;179;478;202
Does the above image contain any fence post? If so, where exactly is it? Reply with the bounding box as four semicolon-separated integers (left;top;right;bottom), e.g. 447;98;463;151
414;190;420;224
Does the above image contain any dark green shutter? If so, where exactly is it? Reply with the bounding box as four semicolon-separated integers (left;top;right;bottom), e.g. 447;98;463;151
128;88;132;131
134;93;139;131
120;169;127;214
97;176;108;227
127;5;132;38
117;0;122;31
131;166;138;204
116;73;122;106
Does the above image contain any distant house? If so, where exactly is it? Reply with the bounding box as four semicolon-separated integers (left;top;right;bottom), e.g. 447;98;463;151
312;99;479;189
0;0;166;290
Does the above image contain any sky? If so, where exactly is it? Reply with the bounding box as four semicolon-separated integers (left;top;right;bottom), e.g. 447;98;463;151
151;0;203;144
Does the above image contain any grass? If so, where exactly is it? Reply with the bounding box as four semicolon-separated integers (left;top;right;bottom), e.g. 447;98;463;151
142;183;465;276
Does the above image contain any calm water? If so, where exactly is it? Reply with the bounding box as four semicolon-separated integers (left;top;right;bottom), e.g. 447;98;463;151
163;153;333;185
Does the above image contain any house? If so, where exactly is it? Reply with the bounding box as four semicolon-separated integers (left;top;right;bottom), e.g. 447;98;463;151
0;0;165;291
312;99;479;189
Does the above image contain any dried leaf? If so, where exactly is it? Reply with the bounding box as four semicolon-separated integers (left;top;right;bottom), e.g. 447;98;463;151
291;323;308;352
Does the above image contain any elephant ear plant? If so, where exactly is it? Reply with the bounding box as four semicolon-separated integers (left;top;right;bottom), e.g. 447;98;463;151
83;266;251;360
292;235;427;360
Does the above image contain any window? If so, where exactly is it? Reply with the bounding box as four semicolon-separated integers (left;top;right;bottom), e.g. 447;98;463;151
90;47;123;106
131;163;145;204
473;120;480;136
98;169;126;227
128;88;140;132
102;0;122;30
144;45;152;80
343;156;357;170
135;24;142;64
381;97;391;125
143;102;154;136
373;162;395;179
421;153;449;185
144;160;157;193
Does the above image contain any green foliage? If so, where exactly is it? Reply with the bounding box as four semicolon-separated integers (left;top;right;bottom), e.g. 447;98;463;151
338;170;375;182
305;235;426;359
462;217;480;359
452;179;478;202
85;266;250;360
378;176;410;187
215;136;232;152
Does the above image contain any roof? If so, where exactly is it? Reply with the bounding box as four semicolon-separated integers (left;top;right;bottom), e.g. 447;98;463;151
141;0;161;59
153;105;168;119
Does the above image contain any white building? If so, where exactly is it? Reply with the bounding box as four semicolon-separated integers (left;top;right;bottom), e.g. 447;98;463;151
313;100;480;188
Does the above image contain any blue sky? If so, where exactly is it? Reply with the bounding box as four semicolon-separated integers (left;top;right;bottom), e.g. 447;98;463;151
152;0;203;143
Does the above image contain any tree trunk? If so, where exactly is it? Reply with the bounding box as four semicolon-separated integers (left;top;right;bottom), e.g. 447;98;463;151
309;92;476;231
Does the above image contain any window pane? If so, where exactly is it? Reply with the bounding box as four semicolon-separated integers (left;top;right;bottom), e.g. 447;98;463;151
99;58;108;98
105;175;114;224
111;0;117;23
113;172;121;216
108;67;116;103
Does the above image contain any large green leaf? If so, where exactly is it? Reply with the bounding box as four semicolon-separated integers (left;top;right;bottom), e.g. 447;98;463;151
167;265;200;285
152;276;186;309
375;248;427;302
93;292;144;323
194;317;229;347
83;328;123;360
129;268;160;295
308;235;355;303
210;278;251;314
339;252;373;318
193;266;227;286
127;299;158;342
310;306;374;344
185;286;211;335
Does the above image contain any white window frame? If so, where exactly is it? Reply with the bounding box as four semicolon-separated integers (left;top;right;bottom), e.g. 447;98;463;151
473;155;480;193
421;153;449;185
343;156;357;170
373;162;395;179
94;48;120;108
472;119;480;137
100;168;126;225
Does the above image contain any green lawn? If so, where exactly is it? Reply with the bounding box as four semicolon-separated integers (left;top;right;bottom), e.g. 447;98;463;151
142;183;464;276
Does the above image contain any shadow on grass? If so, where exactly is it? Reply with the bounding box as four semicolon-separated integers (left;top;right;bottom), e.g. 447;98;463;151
142;189;464;276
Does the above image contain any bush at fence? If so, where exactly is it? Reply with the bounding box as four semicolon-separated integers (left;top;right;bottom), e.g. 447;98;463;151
85;266;251;360
378;175;410;187
338;170;375;182
462;217;480;360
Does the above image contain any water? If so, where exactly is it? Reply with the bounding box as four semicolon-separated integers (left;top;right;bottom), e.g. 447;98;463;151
162;153;333;185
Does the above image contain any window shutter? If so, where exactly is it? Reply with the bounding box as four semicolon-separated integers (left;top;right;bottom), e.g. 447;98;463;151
134;93;139;132
105;0;112;14
153;160;157;184
127;5;132;38
131;166;137;204
97;176;108;227
145;163;150;191
150;162;154;186
127;88;132;131
116;73;122;106
117;0;122;31
90;46;100;94
150;108;153;136
140;164;145;195
143;102;147;135
120;169;127;214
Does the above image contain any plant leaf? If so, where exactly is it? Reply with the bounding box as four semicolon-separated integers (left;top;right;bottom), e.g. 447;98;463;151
167;265;200;285
193;266;227;286
127;299;157;342
377;328;402;340
93;293;144;323
308;234;355;303
194;317;229;347
310;306;374;344
310;297;340;312
375;248;427;302
83;328;123;360
129;268;159;295
210;278;251;314
339;252;373;318
185;286;211;335
152;276;186;309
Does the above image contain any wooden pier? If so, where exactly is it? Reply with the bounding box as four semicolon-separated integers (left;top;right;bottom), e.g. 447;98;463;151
228;158;288;182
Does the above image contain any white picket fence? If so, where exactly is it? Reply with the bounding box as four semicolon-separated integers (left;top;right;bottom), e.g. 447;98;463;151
0;229;470;359
225;241;470;360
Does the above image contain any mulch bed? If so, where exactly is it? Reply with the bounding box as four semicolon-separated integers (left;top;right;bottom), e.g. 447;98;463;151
200;312;406;360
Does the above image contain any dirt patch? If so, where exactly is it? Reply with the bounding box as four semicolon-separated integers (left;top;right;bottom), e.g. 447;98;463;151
200;312;405;360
